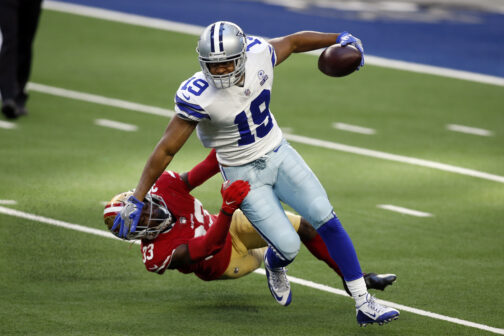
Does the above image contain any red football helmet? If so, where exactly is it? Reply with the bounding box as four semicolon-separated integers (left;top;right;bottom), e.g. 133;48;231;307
104;191;174;240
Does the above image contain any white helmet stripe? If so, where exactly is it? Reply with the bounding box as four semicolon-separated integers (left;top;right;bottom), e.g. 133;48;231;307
104;206;123;216
213;22;221;53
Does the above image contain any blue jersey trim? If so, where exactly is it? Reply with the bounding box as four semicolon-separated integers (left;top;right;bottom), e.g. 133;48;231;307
269;45;277;67
176;104;210;120
175;95;204;111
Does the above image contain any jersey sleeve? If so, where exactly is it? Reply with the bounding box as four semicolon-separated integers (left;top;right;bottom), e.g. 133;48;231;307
174;76;211;122
246;36;276;67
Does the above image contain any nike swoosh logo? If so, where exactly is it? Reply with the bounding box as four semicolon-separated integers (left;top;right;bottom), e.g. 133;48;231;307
225;201;235;205
182;93;191;100
272;291;283;302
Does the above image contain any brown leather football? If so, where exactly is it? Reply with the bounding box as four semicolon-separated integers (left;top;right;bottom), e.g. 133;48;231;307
318;44;362;77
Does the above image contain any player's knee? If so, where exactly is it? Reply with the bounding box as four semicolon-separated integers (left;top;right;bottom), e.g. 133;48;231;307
307;196;333;229
275;232;300;261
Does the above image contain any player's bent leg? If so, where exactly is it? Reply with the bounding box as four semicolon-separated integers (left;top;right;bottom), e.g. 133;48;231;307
241;191;298;306
230;210;270;250
234;184;298;306
240;185;300;262
274;142;400;324
221;210;268;279
240;196;296;306
220;246;266;279
221;158;300;262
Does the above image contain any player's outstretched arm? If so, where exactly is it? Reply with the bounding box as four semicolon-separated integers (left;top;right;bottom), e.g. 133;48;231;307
269;31;340;66
269;31;364;68
113;116;197;238
168;180;250;269
133;116;197;201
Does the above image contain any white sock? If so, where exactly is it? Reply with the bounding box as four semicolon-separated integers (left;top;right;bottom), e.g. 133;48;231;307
346;277;368;306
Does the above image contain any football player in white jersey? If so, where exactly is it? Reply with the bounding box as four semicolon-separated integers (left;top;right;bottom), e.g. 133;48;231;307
113;21;399;326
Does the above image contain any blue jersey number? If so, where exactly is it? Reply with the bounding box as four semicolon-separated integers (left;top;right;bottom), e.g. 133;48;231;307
234;90;274;146
181;77;209;96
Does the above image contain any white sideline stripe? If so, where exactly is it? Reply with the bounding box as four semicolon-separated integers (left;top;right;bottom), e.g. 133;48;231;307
0;120;17;129
332;122;376;134
42;0;504;87
27;82;504;185
446;124;493;136
95;118;138;132
0;205;503;335
363;55;504;87
0;200;17;205
27;83;174;118
377;204;433;217
43;0;203;35
284;133;504;184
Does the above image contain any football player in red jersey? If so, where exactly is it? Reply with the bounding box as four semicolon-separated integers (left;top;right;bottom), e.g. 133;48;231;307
104;150;396;295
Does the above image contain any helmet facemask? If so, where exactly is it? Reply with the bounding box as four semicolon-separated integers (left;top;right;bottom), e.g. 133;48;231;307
104;192;174;241
197;21;247;89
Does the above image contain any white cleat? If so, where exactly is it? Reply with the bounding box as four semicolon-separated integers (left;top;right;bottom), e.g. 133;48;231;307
264;255;292;306
356;294;400;326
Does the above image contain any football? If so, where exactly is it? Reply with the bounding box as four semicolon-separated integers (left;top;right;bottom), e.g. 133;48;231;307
318;44;362;77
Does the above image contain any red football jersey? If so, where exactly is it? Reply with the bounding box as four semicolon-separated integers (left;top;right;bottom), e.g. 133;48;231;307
140;171;232;281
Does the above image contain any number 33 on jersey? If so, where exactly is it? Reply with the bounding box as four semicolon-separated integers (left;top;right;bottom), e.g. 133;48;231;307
174;36;283;166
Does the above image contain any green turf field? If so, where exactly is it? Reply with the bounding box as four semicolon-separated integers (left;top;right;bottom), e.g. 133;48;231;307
1;9;503;336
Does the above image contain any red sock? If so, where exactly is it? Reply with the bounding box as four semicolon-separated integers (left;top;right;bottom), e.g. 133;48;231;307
302;233;343;278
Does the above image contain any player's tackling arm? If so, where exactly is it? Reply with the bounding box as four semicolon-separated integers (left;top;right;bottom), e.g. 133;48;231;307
269;31;340;66
168;180;250;269
133;116;197;201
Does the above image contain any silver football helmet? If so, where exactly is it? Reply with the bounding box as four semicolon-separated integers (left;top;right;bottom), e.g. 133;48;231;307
104;191;174;240
197;21;247;89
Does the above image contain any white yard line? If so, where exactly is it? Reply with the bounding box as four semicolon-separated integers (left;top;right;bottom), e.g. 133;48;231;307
361;55;504;87
0;200;17;205
446;124;493;136
332;122;376;134
26;83;174;118
42;0;504;87
284;133;504;184
95;118;138;131
43;0;203;35
377;204;433;217
0;205;502;335
0;120;17;129
27;82;504;185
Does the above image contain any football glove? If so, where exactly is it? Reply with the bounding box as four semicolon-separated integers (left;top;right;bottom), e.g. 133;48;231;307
220;180;250;215
337;31;365;69
112;195;144;238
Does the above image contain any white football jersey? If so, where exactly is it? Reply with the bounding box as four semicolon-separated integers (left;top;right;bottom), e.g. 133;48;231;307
174;36;283;166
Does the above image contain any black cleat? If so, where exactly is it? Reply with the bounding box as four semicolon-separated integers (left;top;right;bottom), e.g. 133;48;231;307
1;100;19;119
342;273;397;296
364;273;397;291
